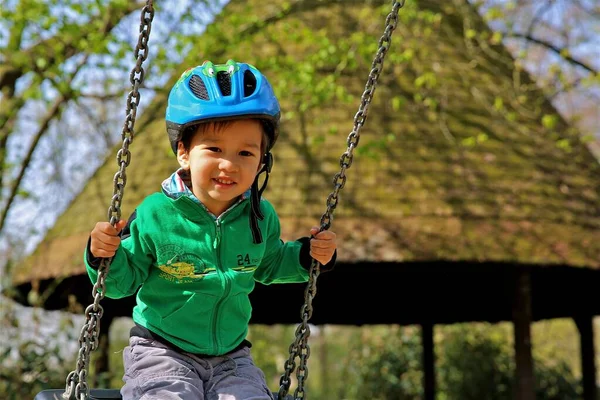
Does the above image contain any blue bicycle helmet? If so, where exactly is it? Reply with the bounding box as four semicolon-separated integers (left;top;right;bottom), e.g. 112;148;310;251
165;59;280;154
165;60;281;244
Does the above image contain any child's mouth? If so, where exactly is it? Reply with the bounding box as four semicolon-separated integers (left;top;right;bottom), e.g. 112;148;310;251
214;178;235;186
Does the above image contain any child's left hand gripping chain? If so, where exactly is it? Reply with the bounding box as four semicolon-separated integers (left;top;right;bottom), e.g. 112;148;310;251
309;226;337;265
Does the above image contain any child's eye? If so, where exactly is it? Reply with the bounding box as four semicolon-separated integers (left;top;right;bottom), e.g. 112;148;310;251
207;147;221;152
240;151;254;157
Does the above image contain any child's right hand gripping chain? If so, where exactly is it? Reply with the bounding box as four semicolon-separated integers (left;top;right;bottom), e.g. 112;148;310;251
90;220;127;258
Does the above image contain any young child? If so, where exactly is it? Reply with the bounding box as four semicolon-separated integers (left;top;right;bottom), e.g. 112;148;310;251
85;60;337;400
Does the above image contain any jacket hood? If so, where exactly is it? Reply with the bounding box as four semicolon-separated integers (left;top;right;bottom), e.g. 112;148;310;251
161;168;250;218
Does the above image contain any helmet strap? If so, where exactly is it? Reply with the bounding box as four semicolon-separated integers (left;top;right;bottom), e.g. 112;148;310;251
248;152;273;244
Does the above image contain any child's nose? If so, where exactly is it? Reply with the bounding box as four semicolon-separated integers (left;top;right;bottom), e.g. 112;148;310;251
219;157;238;172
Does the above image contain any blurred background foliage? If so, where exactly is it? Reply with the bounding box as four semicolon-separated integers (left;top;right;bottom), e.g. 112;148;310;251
0;297;590;399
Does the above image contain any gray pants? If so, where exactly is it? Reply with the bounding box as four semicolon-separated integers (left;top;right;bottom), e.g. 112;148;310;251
121;336;274;400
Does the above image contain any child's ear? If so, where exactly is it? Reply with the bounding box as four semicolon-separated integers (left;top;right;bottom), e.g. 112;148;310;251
177;142;190;170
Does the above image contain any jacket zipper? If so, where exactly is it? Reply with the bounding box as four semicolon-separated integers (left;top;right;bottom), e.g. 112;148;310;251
211;217;231;353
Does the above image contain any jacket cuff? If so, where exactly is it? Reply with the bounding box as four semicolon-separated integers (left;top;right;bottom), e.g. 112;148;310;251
297;237;336;272
86;236;103;270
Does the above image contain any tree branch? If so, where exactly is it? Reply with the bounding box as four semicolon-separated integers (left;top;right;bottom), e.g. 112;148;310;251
506;32;598;74
0;55;88;234
0;95;68;233
0;0;145;91
0;0;147;211
523;0;553;51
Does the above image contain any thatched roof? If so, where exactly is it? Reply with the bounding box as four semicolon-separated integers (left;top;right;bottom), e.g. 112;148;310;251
11;0;600;287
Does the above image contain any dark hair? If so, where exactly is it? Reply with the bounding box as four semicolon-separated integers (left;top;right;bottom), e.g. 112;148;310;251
180;119;271;159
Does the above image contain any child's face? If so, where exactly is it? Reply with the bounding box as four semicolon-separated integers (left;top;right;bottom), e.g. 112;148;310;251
177;119;264;216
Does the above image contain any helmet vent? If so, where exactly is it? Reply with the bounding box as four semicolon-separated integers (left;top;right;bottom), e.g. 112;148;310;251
243;70;257;97
189;75;209;100
217;71;231;96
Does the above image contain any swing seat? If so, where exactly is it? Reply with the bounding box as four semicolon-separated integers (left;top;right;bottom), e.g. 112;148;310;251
34;389;122;399
34;389;287;399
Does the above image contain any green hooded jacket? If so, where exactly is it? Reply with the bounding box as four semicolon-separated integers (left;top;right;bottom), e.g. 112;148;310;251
84;183;316;355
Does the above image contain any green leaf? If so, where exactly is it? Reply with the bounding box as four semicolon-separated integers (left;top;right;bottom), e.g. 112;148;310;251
542;114;558;130
414;72;437;89
17;189;31;199
494;97;504;111
392;96;406;111
490;31;503;45
556;139;571;152
35;57;48;69
484;7;504;21
581;134;594;143
461;136;477;147
559;48;571;58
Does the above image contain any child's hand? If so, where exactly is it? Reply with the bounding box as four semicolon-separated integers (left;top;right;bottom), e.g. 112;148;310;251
90;220;127;258
309;226;337;265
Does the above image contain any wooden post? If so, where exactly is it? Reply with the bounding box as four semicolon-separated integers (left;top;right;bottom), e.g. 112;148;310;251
513;268;535;400
575;316;597;400
422;322;436;400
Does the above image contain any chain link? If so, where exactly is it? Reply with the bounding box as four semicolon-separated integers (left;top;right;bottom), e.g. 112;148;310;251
277;1;404;398
62;2;154;399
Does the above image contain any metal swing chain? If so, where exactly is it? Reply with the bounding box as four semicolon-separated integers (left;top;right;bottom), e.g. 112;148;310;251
63;2;155;399
277;1;404;399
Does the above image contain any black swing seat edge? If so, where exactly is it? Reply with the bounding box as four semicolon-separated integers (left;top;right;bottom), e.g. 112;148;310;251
34;389;122;400
34;389;288;399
